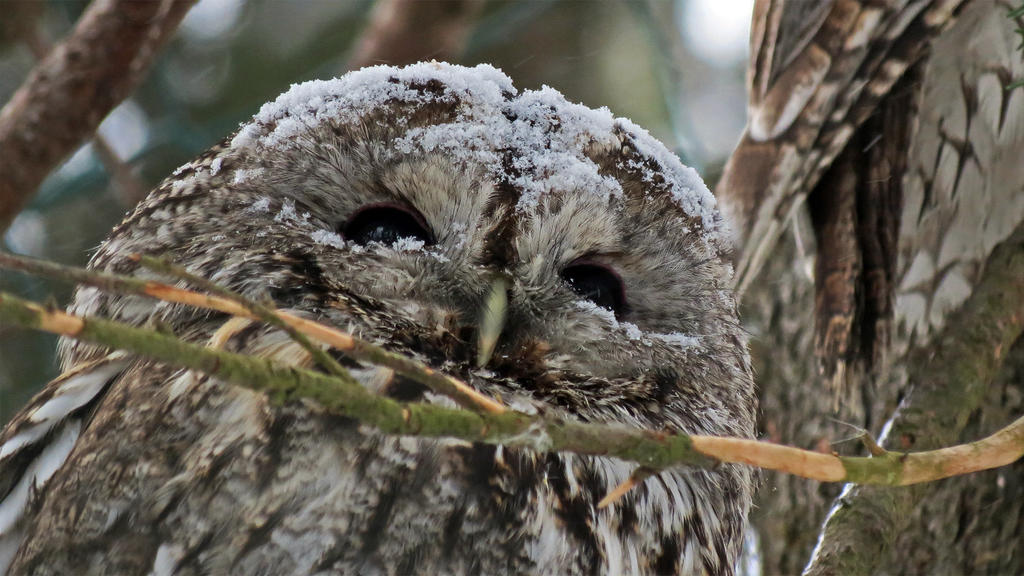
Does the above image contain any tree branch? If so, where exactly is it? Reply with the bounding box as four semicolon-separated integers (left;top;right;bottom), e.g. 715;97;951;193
1;246;1022;487
0;250;505;415
0;0;195;233
131;254;352;381
804;222;1024;575
0;290;711;470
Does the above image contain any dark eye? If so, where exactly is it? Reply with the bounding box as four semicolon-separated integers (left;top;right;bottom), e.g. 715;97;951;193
342;203;434;247
561;260;627;317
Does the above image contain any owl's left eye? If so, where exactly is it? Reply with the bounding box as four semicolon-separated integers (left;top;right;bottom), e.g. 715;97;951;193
562;260;627;317
342;203;434;247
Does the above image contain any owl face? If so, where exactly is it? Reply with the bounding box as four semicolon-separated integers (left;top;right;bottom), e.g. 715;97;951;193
87;63;752;437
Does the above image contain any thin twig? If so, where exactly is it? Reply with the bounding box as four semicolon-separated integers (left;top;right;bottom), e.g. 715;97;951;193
132;254;351;380
858;432;887;457
598;467;656;509
0;250;505;414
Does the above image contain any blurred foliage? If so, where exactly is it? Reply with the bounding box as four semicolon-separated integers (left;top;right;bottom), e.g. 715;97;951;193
0;0;750;424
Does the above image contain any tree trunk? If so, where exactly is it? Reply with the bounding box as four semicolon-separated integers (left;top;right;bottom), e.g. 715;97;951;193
735;0;1024;573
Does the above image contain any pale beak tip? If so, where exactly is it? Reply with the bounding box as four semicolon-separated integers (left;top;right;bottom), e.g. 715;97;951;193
476;276;509;368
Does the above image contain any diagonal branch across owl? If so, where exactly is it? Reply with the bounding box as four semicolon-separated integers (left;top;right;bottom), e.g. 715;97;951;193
1;249;1021;488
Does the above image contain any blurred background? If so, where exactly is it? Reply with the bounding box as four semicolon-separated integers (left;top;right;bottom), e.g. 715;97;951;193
0;0;755;424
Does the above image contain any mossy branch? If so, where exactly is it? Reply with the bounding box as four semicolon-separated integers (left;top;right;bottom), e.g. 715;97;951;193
0;290;707;469
1;244;1023;486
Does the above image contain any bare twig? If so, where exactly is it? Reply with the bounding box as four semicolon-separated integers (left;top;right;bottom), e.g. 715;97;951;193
598;467;656;509
0;250;505;414
131;254;351;379
90;134;148;205
0;0;195;233
347;0;485;70
0;290;712;470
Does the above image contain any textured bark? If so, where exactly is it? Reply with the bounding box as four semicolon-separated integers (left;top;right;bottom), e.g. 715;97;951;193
0;0;195;233
805;63;918;415
805;222;1024;575
741;0;1024;573
876;337;1024;574
744;222;846;574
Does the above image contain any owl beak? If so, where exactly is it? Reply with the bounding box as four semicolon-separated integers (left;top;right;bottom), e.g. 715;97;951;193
476;275;509;368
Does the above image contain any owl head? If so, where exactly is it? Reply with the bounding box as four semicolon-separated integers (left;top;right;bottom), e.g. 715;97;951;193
71;62;754;438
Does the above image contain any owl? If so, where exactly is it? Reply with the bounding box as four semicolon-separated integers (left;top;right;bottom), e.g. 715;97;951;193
0;63;755;575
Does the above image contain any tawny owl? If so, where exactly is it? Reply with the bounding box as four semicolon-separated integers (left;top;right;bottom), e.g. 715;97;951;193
0;63;755;575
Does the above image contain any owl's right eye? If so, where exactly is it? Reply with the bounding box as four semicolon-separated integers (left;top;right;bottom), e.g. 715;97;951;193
342;204;434;247
562;260;627;317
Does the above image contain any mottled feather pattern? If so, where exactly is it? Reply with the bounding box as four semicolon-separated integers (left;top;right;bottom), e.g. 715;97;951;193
1;64;755;575
721;0;967;295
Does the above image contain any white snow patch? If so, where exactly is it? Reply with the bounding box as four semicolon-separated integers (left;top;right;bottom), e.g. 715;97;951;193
170;174;196;194
392;237;425;252
227;62;725;249
575;299;619;326
651;332;700;350
574;300;650;343
247;197;271;213
574;301;702;350
310;229;345;249
427;249;450;263
233;167;265;185
621;322;645;342
274;199;309;223
209;157;223;175
231;62;513;150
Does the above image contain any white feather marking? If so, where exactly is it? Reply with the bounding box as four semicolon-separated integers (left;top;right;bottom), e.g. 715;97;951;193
0;527;22;575
28;365;121;423
29;420;79;488
166;370;198;402
0;426;49;461
0;420;81;535
148;543;184;576
1;361;124;464
597;510;624;576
